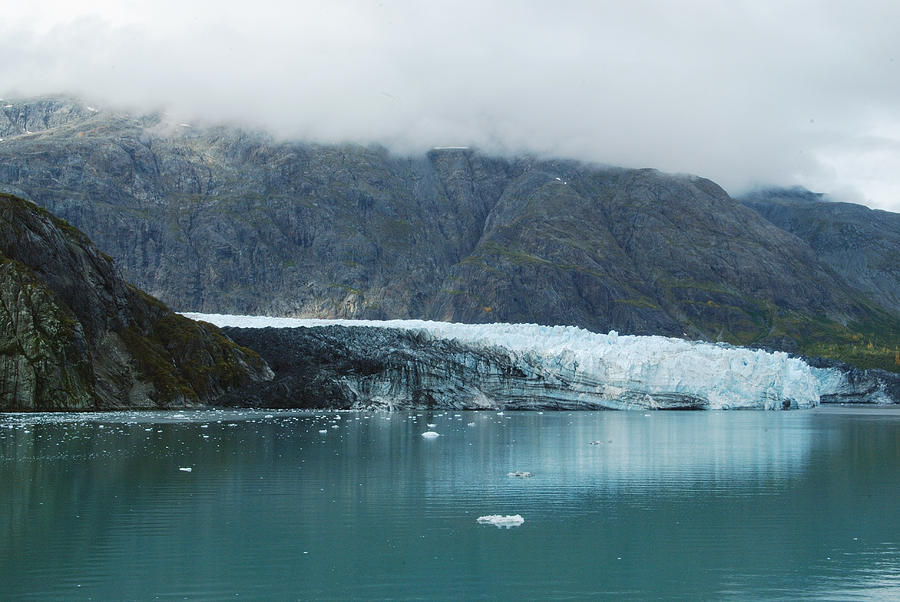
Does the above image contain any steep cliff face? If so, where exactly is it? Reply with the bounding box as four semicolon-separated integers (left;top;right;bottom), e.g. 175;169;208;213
0;257;94;409
0;193;272;410
1;97;898;370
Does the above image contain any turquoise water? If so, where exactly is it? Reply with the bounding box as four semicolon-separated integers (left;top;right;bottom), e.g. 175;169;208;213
2;408;899;599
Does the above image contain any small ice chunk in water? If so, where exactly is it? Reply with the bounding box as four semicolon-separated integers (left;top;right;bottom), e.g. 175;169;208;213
178;467;192;472
426;423;436;428
318;429;328;434
508;471;533;478
477;514;524;528
421;431;440;438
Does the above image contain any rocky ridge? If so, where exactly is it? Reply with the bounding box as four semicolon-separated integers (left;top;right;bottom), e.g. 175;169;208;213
0;193;272;410
1;96;898;371
740;187;900;313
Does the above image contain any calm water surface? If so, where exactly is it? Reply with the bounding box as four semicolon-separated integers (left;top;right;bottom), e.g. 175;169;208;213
2;407;899;600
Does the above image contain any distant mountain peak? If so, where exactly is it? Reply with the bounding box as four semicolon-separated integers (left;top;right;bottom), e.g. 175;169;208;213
739;185;826;205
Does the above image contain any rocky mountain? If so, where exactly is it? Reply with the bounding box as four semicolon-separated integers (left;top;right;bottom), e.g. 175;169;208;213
0;193;272;410
1;96;898;371
740;187;900;312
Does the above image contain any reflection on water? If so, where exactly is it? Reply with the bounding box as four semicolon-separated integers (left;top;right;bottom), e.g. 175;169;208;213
1;408;898;599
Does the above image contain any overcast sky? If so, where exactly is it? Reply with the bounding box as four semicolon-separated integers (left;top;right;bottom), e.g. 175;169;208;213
2;1;899;211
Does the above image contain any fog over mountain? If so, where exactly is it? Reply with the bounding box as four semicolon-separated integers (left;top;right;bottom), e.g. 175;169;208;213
2;0;900;212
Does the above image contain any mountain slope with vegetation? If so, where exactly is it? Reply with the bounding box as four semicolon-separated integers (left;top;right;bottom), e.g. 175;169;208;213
0;193;272;410
1;96;898;372
740;187;900;313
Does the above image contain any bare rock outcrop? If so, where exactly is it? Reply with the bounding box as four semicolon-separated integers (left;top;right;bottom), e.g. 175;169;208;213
0;193;272;410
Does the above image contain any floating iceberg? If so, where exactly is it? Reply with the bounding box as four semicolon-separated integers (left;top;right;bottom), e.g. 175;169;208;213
178;467;192;472
477;514;524;528
421;431;440;438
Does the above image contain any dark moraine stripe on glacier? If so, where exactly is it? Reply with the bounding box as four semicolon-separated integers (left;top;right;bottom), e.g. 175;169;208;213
800;355;900;404
218;326;753;410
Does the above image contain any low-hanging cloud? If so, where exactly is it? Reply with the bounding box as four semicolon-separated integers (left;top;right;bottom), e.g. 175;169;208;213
2;0;900;211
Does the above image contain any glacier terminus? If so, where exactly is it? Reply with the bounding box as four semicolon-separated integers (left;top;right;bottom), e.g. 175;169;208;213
184;314;896;410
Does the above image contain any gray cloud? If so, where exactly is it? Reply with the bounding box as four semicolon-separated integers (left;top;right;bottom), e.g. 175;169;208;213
2;0;900;211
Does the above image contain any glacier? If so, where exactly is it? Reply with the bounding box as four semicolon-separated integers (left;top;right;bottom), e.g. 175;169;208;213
178;313;894;410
